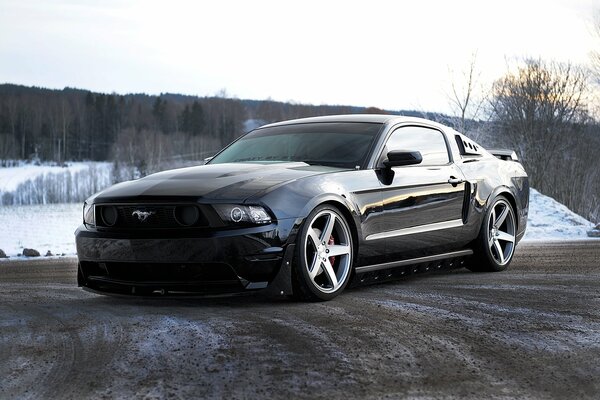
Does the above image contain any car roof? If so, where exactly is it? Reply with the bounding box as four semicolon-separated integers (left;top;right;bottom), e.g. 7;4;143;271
259;114;448;129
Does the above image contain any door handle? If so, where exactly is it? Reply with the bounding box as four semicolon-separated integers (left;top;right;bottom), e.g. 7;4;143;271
448;177;464;186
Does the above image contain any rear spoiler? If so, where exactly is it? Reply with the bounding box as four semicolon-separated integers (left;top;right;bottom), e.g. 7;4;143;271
489;149;519;162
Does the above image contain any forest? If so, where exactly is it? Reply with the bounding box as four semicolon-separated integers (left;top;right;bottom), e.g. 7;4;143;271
0;83;451;182
0;62;599;224
0;84;437;167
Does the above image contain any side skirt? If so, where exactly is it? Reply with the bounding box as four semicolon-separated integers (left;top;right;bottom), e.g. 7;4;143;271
351;249;473;287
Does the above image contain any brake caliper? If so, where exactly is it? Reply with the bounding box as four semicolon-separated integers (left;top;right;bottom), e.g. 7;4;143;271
328;235;336;265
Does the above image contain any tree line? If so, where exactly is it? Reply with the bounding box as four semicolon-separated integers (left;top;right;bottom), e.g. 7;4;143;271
0;85;244;163
0;73;598;223
0;85;413;166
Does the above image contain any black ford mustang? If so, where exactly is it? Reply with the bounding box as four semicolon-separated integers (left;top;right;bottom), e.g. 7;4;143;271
76;115;529;301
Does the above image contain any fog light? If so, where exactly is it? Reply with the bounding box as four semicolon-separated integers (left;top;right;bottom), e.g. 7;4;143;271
101;206;118;226
174;205;200;226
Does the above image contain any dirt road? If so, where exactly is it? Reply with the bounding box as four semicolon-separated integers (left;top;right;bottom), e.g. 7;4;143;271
1;241;599;399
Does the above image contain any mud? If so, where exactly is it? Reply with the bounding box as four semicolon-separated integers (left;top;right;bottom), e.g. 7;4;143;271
1;241;599;399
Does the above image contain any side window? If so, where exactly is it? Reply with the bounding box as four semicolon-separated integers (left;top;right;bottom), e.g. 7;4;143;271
384;126;450;166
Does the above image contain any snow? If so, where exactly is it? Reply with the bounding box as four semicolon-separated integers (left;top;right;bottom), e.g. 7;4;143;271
0;187;596;259
0;162;92;193
0;161;114;206
0;203;82;257
522;189;596;241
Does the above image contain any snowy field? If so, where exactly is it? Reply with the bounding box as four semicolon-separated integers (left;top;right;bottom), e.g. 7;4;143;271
0;162;111;257
0;162;92;193
0;203;82;257
0;187;597;258
0;161;113;206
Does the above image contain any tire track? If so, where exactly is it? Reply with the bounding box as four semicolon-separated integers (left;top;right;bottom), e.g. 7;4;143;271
0;242;599;399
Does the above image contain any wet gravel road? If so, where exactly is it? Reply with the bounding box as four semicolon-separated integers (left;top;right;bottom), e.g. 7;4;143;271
1;241;599;399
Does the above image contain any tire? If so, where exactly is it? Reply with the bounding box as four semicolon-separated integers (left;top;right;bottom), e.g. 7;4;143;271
468;195;517;272
292;205;354;301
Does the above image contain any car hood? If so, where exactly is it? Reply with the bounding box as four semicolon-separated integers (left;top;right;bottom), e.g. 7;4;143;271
92;162;344;202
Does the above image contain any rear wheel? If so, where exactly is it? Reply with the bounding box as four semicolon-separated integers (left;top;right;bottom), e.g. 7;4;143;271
292;205;353;301
468;195;517;272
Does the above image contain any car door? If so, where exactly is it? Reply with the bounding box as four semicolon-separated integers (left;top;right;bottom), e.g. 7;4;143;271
373;125;468;259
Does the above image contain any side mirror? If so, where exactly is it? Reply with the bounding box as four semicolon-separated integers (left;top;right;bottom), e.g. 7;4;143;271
203;156;214;165
383;150;423;168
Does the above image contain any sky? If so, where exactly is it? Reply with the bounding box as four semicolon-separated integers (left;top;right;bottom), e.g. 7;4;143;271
1;0;598;115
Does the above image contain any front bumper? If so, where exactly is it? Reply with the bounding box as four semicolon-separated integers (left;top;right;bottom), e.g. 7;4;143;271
75;220;297;296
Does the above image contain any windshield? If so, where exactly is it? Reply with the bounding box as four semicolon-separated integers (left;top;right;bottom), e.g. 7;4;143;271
209;122;382;169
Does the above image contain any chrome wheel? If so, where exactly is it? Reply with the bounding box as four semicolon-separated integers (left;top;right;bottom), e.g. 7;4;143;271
487;199;516;266
304;209;352;294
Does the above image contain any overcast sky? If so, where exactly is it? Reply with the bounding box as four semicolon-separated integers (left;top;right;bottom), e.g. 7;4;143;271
1;0;598;114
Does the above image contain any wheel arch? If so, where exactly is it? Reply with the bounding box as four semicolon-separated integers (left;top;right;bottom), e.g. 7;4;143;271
296;194;362;266
291;198;358;300
319;200;360;265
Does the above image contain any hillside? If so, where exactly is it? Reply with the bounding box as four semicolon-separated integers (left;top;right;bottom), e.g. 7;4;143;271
1;83;597;225
0;83;452;164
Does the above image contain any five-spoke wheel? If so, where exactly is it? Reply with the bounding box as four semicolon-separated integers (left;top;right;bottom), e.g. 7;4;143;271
293;205;353;301
487;198;516;266
469;195;517;272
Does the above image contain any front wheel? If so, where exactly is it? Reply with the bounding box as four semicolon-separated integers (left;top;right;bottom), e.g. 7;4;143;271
292;205;354;301
468;195;517;272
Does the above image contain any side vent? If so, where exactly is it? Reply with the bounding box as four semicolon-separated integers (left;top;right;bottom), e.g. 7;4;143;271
462;181;472;223
455;135;483;156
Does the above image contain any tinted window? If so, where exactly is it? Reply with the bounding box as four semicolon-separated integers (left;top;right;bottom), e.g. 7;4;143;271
210;122;382;169
384;126;450;166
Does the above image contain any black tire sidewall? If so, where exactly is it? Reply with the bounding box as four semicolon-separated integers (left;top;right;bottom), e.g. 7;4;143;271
474;195;515;272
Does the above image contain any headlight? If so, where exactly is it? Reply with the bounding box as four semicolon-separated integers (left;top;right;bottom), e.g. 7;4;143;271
83;202;95;226
213;204;272;225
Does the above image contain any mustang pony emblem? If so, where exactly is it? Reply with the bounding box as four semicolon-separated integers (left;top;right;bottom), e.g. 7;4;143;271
132;210;155;222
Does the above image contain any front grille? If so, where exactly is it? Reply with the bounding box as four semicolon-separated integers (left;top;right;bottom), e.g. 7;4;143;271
96;204;209;229
119;205;173;227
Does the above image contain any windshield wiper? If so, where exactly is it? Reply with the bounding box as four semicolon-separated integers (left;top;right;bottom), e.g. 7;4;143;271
300;160;326;166
301;160;351;168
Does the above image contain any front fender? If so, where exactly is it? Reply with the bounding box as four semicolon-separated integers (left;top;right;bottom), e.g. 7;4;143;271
251;172;369;235
298;193;359;222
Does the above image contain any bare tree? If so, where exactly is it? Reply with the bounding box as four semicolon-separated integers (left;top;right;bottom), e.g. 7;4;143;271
590;11;600;82
447;52;486;135
489;58;599;222
489;59;590;188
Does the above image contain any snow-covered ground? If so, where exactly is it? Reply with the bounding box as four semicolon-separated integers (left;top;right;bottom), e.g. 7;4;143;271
523;189;596;241
0;161;113;205
0;162;91;193
0;187;596;258
0;203;82;257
